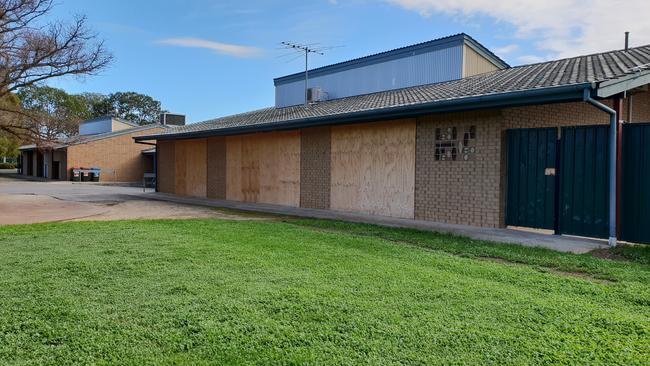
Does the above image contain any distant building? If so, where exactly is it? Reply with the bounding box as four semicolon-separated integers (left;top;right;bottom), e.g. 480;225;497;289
19;115;184;182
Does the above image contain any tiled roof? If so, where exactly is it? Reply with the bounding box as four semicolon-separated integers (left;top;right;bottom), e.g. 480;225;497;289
20;124;167;150
149;45;650;139
61;123;164;146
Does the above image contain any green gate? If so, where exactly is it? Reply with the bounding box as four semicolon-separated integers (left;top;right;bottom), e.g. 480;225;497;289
506;128;558;230
621;123;650;244
559;125;610;239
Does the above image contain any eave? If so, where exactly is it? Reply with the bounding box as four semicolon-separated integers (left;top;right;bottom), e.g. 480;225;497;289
135;83;593;142
596;70;650;98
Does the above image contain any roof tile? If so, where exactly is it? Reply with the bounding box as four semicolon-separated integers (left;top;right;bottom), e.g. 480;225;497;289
152;45;650;138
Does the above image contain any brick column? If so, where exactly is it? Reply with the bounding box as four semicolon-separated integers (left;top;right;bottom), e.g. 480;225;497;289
300;127;331;209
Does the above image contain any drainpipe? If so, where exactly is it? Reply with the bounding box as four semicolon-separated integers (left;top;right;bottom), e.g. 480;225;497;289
583;88;617;247
613;98;624;240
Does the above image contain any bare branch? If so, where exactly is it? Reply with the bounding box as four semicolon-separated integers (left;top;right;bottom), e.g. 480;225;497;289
0;0;113;142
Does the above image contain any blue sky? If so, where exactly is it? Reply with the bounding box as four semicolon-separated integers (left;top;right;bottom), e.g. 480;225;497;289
48;0;650;123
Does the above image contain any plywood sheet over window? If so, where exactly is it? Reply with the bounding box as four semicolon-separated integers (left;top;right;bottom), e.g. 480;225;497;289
174;139;207;197
226;131;300;207
330;120;416;218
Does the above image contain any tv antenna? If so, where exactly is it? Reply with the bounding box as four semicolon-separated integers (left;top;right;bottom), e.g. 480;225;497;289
280;41;328;106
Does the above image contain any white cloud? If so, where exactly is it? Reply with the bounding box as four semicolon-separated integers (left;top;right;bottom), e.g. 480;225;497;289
493;44;519;56
517;55;546;64
385;0;650;59
157;37;263;58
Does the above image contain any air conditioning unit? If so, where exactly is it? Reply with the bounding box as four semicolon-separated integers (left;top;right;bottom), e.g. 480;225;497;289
160;113;186;126
307;87;327;103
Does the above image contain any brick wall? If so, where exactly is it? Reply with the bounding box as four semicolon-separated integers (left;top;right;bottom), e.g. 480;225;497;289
501;90;650;129
415;111;503;227
207;136;226;199
502;102;610;129
300;126;331;209
630;89;650;122
157;140;175;194
66;127;163;182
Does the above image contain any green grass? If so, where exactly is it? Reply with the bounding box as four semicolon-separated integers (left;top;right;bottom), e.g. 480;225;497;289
286;218;650;283
0;219;648;365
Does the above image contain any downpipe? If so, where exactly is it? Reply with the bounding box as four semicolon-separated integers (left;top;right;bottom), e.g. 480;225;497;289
583;88;617;247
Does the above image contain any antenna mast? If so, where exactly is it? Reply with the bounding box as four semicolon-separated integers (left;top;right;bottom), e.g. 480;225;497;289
281;42;324;106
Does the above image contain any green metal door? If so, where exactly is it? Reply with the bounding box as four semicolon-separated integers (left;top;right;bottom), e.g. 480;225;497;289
559;125;609;238
506;128;558;230
621;123;650;244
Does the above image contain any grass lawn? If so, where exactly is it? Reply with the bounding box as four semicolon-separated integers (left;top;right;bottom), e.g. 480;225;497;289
0;218;649;365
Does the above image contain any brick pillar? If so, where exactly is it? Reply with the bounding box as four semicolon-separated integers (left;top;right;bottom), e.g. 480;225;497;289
300;127;331;209
207;136;227;199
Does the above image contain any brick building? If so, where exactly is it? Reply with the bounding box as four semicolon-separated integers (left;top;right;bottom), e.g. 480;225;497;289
136;34;650;245
20;116;168;182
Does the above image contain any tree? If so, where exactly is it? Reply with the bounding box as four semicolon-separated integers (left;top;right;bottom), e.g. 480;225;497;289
77;92;106;118
0;135;20;162
0;92;21;136
86;91;162;125
0;0;112;141
18;85;91;140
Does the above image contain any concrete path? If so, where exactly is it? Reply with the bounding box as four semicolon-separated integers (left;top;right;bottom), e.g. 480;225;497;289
0;174;258;224
1;172;608;253
145;192;609;254
1;194;107;224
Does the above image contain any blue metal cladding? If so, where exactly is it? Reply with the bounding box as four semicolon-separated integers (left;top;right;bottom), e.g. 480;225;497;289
275;45;464;108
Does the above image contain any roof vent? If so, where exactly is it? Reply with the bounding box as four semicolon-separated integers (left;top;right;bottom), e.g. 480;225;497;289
307;88;327;104
160;113;186;126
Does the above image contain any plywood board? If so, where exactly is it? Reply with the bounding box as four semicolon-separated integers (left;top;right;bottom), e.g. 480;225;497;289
226;131;300;206
330;120;416;218
242;135;260;202
174;139;207;197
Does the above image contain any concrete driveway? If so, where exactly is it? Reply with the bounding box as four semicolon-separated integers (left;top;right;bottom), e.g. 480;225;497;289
0;174;251;225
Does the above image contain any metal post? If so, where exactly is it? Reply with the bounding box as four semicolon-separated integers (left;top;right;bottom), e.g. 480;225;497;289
154;145;158;192
584;88;617;247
